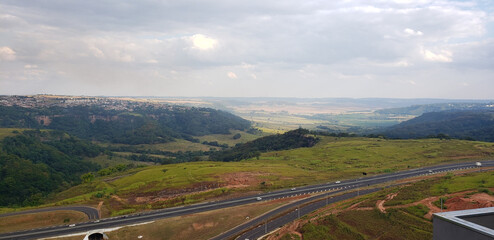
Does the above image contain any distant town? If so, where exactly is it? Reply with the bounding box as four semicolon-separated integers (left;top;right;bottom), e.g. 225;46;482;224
0;95;179;111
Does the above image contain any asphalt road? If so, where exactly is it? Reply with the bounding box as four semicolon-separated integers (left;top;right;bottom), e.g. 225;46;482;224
0;160;492;240
213;161;494;240
0;206;99;220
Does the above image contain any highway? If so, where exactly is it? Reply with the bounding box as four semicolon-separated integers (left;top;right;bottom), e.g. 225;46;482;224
0;160;492;240
0;206;99;220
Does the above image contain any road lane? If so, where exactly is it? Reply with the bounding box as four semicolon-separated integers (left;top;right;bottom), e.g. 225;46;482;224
0;206;99;220
0;160;492;240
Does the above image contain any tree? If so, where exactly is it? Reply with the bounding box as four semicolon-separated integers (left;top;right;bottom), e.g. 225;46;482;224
81;172;95;183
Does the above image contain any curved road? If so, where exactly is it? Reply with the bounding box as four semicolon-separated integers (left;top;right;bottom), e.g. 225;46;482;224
0;206;99;220
0;160;492;240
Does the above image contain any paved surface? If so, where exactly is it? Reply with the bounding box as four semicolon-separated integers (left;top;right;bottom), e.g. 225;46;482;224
0;160;492;240
0;206;99;220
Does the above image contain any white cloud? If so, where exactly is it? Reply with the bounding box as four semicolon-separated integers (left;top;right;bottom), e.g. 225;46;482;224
227;72;237;79
422;49;453;62
0;46;16;61
0;0;493;98
403;28;423;36
24;64;38;69
190;34;217;50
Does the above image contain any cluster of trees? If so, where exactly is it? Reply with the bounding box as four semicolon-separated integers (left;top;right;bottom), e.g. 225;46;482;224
382;110;494;142
107;145;215;164
0;105;251;145
0;130;101;206
210;128;319;162
202;141;229;148
97;164;139;177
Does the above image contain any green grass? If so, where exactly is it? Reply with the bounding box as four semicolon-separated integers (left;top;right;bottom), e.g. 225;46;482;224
403;204;430;219
196;130;265;146
34;137;494;216
0;128;33;140
385;171;494;206
330;209;432;240
257;137;494;181
110;161;311;193
431;171;494;195
86;154;154;168
111;208;136;217
103;139;218;152
295;170;493;240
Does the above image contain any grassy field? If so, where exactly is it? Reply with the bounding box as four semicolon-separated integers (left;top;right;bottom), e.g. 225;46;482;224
385;170;494;206
97;130;267;153
100;138;218;152
33;136;493;217
196;129;266;146
258;137;494;179
85;154;155;168
277;170;494;240
0;210;88;234
237;111;414;133
0;128;29;140
54;199;293;240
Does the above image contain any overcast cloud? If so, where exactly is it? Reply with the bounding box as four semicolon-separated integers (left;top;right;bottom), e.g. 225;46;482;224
0;0;493;98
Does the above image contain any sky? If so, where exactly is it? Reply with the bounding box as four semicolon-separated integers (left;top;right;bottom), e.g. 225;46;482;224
0;0;493;99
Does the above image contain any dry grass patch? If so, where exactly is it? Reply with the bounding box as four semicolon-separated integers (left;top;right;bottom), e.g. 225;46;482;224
0;210;88;234
54;199;294;240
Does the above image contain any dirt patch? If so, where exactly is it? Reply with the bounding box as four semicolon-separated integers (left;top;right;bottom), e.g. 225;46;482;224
128;181;224;204
220;172;266;188
382;190;494;219
445;193;494;211
128;172;269;205
191;221;217;230
376;192;398;213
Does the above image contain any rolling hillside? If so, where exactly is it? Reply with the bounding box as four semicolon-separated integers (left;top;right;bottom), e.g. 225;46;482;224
0;105;251;145
382;110;494;141
0;130;101;206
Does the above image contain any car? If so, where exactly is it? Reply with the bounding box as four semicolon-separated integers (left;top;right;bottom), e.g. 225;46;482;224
428;170;433;173
335;181;341;184
93;220;100;223
256;197;262;201
68;224;76;227
291;188;296;191
476;162;482;167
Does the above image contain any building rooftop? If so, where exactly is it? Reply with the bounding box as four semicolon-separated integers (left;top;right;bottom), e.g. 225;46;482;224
433;207;494;238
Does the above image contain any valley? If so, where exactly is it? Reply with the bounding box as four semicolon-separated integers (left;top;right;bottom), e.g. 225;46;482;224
0;95;493;240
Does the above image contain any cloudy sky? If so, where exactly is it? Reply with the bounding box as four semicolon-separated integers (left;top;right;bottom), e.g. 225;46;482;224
1;0;493;98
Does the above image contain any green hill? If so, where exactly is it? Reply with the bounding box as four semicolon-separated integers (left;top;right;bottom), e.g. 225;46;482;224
209;128;319;162
375;102;494;115
0;105;251;145
382;110;494;141
0;130;101;206
38;136;494;217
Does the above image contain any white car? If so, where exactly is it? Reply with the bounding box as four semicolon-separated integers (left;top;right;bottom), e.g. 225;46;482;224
291;188;296;191
68;224;76;227
256;197;262;201
335;181;341;184
476;162;482;167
